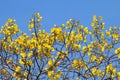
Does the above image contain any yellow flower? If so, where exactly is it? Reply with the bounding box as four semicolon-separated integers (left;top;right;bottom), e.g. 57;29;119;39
76;78;79;80
114;26;117;30
8;18;13;23
23;71;28;76
36;12;40;18
28;23;34;28
66;21;72;27
84;27;88;34
91;55;96;61
96;69;101;76
109;27;112;31
20;52;26;58
101;46;105;52
19;59;25;65
79;60;82;65
112;68;116;75
16;78;21;80
91;67;97;75
118;72;120;79
31;19;34;22
61;24;65;27
28;51;33;58
73;59;78;65
107;44;113;50
112;33;119;40
48;60;53;67
76;33;83;41
12;72;17;78
27;60;33;66
106;64;115;75
88;52;91;56
115;48;120;54
99;16;103;20
37;18;41;22
93;15;97;22
72;44;81;51
101;22;105;29
84;36;87;42
106;30;111;36
88;44;92;52
57;70;62;75
72;59;79;67
118;54;120;58
3;69;8;75
15;66;21;72
99;56;104;61
109;64;113;70
51;27;62;35
39;16;43;20
6;58;13;64
91;22;95;27
54;74;60;79
48;70;54;77
82;46;87;54
100;33;104;39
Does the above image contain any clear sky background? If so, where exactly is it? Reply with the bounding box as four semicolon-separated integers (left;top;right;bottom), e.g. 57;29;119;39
0;0;120;33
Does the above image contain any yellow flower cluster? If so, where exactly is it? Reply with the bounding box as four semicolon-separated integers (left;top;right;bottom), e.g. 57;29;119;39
1;18;19;35
83;27;89;34
12;66;28;79
57;51;68;59
72;59;87;70
115;47;120;58
106;64;116;78
112;33;119;40
48;60;54;67
82;46;87;54
118;72;120;80
1;13;120;80
51;27;62;35
47;70;62;80
66;20;73;28
106;30;111;36
0;69;8;75
28;12;42;29
75;33;83;41
71;44;81;52
91;67;103;76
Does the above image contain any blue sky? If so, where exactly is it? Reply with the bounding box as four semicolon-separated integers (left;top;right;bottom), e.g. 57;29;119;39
0;0;120;33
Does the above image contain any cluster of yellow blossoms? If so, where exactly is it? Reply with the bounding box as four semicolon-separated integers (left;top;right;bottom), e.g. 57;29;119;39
0;13;120;80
